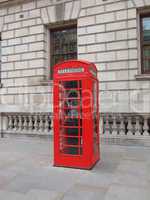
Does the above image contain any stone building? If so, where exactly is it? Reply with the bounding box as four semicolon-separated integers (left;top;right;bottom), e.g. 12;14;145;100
0;0;150;141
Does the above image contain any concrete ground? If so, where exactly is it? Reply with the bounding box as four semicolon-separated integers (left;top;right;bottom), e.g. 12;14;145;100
0;136;150;200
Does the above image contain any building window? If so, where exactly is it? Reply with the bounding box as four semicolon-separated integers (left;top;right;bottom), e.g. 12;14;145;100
140;13;150;74
50;24;77;79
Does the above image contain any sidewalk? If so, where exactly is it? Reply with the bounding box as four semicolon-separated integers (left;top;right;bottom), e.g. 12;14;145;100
0;136;149;200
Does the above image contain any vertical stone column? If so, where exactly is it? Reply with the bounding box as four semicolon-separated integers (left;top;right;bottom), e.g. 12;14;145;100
99;114;103;139
0;114;8;137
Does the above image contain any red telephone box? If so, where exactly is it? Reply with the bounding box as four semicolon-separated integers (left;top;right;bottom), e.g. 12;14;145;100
53;60;100;169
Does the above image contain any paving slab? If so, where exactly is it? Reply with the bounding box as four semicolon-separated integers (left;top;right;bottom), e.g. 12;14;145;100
25;189;63;200
116;160;148;177
76;172;115;188
62;184;107;200
0;190;27;200
113;171;149;188
0;137;150;200
105;184;150;200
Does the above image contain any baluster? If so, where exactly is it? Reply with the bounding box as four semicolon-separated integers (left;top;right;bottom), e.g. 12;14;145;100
135;116;142;136
23;115;28;132
10;115;14;130
143;116;149;136
39;115;44;133
49;115;53;135
1;115;8;132
37;115;40;132
16;116;19;131
8;115;13;130
104;115;111;136
45;115;50;133
18;115;22;132
127;116;133;136
10;116;14;131
34;115;38;132
21;115;27;132
112;115;118;137
29;115;33;132
13;115;18;131
119;116;125;136
6;115;9;130
21;115;25;131
100;116;104;135
6;115;9;131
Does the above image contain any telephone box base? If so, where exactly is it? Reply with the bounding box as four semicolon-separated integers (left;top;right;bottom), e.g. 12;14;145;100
54;158;100;170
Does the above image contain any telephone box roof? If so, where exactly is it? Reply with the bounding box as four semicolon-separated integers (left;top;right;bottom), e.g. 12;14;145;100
54;59;97;72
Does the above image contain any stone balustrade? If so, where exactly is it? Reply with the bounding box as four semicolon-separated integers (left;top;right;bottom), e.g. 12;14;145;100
101;113;150;139
1;113;52;135
1;112;150;141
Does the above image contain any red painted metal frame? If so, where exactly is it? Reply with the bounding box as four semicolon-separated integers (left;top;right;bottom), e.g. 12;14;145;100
53;60;100;169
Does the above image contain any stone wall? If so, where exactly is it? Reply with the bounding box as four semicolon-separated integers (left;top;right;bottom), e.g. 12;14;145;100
0;0;149;114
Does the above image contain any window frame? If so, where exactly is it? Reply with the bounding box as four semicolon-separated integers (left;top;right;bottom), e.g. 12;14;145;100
140;11;150;74
49;21;77;80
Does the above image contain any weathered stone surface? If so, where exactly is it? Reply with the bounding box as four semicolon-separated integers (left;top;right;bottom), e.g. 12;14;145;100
0;137;149;199
0;0;150;115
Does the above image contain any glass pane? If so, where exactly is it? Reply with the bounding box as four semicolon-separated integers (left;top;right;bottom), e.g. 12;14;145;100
62;147;79;155
65;137;79;145
143;47;150;72
59;80;82;155
63;81;78;89
64;109;79;117
66;128;79;136
143;17;150;41
51;26;77;67
67;90;79;98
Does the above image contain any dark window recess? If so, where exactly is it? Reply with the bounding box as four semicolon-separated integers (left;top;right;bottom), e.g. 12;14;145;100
140;14;150;74
50;25;77;79
63;81;78;89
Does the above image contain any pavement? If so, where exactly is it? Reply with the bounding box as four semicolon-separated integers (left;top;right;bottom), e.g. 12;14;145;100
0;136;150;200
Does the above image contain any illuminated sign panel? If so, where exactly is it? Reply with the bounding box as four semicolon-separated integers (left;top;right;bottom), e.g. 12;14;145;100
58;67;84;74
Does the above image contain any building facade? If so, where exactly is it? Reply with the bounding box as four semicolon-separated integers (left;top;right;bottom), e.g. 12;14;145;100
0;0;150;140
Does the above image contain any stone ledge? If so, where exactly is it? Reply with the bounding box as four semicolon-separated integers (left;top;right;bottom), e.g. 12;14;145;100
0;105;53;113
40;80;53;86
135;74;150;80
